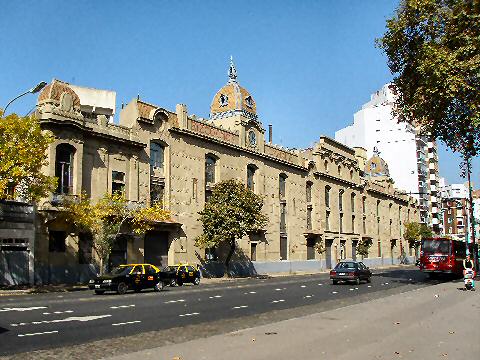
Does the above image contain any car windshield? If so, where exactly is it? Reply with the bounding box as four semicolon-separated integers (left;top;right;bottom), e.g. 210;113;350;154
163;266;177;272
109;266;133;275
422;240;450;254
335;262;356;269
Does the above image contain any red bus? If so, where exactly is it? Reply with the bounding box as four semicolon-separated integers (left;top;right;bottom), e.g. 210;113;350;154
419;237;477;277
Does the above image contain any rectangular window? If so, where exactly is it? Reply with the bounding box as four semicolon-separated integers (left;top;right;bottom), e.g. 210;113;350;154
340;213;343;233
352;215;355;233
280;203;287;233
306;182;312;203
247;166;255;191
112;171;125;194
339;191;343;212
307;207;312;230
363;218;366;234
192;178;198;200
205;189;213;203
280;236;288;260
325;187;330;208
150;182;164;207
306;238;315;260
326;210;330;231
49;231;66;252
351;194;355;213
279;175;286;198
150;143;164;169
362;197;366;214
378;241;382;257
250;243;257;261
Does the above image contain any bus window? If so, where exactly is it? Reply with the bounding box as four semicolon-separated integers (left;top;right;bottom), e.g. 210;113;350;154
422;240;450;254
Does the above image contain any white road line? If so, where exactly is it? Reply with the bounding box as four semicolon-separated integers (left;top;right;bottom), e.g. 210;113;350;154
385;282;389;285
112;320;141;326
244;291;257;294
232;305;248;309
110;304;135;309
179;312;199;317
18;330;58;337
303;295;314;299
300;285;306;288
0;306;47;312
43;310;74;315
318;283;323;286
165;299;186;304
208;295;222;299
275;288;286;291
332;291;338;294
271;299;285;303
11;314;111;327
349;288;355;291
367;285;372;288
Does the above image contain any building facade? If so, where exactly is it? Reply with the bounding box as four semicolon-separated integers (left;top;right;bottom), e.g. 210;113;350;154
334;84;440;231
26;62;420;284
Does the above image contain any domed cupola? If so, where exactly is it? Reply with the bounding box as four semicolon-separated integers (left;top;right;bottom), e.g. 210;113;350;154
365;147;391;177
210;57;257;121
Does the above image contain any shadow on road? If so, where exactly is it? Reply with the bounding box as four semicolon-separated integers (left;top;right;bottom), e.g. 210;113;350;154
374;268;462;286
0;327;8;335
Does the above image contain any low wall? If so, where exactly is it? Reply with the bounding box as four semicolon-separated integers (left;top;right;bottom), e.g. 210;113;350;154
35;264;99;285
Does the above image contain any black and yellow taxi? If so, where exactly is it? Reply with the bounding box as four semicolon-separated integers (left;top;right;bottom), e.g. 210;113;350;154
88;263;174;295
162;263;201;286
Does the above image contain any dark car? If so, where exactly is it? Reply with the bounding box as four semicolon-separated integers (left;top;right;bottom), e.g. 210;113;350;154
162;263;201;286
330;261;372;285
88;263;174;295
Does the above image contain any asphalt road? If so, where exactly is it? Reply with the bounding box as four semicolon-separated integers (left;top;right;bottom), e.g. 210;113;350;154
0;267;452;357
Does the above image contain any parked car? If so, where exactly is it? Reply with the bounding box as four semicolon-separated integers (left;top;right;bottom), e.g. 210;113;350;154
162;263;201;286
330;261;372;285
88;263;175;295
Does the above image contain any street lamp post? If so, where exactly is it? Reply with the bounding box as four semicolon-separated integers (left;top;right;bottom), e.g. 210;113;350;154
2;81;47;116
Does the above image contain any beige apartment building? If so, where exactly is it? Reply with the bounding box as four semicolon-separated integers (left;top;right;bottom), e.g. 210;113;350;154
29;61;420;283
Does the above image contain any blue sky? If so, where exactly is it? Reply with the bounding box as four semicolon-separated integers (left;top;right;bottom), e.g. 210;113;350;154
1;0;477;186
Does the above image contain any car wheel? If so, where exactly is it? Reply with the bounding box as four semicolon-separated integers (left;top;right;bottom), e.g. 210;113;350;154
355;277;360;285
154;281;165;292
117;282;128;295
193;277;200;285
332;279;338;285
94;290;105;295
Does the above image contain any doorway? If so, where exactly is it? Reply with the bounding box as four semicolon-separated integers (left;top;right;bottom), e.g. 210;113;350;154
144;231;169;267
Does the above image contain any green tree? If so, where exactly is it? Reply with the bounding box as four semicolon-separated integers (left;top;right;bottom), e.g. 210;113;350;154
0;111;56;201
63;193;171;273
356;238;373;257
404;221;433;249
195;179;268;276
377;0;480;167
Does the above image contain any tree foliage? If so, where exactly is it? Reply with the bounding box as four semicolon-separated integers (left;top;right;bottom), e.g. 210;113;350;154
377;0;480;167
356;238;373;257
0;111;56;201
195;179;268;273
63;193;171;272
404;221;433;247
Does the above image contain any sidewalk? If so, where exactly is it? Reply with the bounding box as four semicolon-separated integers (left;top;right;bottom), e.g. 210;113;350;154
106;280;480;360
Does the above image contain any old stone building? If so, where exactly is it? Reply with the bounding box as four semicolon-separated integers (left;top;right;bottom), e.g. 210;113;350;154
30;60;420;283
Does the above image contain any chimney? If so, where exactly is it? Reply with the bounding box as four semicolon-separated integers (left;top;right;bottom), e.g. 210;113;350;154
268;124;273;143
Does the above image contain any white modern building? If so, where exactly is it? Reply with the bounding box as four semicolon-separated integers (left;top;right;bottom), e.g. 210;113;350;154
335;84;440;230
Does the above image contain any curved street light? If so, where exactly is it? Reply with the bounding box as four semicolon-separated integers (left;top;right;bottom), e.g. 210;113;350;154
2;81;47;116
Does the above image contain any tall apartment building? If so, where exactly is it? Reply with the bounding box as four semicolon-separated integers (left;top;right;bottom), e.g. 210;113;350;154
335;84;440;231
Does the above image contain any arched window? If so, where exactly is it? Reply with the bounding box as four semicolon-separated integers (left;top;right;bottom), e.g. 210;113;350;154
279;173;287;198
339;189;344;211
247;165;256;191
150;142;164;169
338;165;342;176
55;144;75;194
350;169;354;180
306;181;313;203
325;185;331;208
205;155;217;184
324;160;329;172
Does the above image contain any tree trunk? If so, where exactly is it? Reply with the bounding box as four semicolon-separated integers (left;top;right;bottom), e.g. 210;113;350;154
224;238;236;277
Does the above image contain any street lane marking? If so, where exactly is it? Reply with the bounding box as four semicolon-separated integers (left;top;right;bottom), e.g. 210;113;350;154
0;306;47;312
110;304;135;309
303;295;314;299
112;320;141;326
208;295;222;299
318;283;323;286
43;310;73;315
232;305;248;309
367;285;372;288
300;285;306;288
165;299;186;304
179;312;199;317
275;288;286;291
18;330;58;337
244;291;257;294
349;288;355;291
271;299;285;303
332;291;338;294
11;314;112;327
